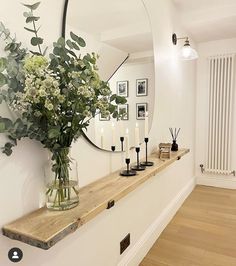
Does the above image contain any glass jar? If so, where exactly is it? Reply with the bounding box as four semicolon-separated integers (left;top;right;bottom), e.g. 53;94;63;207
44;147;79;211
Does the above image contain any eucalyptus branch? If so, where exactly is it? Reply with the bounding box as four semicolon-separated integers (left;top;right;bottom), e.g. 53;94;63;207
31;16;42;55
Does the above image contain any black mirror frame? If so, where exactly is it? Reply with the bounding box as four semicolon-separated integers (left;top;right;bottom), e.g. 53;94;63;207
61;0;69;38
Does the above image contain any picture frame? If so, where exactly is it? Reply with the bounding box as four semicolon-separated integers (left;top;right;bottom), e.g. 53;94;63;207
136;78;148;96
136;103;148;120
99;112;110;121
118;104;129;120
117;81;129;97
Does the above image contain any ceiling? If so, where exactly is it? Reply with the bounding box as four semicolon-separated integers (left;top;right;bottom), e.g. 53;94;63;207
173;0;236;42
67;0;153;54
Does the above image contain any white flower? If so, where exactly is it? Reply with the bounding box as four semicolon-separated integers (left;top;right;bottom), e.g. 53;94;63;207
53;80;59;88
52;89;60;96
46;103;53;111
58;94;65;103
39;89;47;97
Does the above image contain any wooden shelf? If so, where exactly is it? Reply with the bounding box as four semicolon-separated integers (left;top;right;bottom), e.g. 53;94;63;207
2;149;189;250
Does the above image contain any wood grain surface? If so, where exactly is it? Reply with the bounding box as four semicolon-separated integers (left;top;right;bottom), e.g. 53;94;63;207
2;149;189;250
140;185;236;266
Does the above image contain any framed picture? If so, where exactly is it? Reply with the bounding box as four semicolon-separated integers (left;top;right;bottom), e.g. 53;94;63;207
136;79;148;96
99;112;110;121
136;103;148;120
117;81;128;97
118;104;129;120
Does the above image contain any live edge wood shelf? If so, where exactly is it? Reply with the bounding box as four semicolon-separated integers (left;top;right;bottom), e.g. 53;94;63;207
2;148;189;250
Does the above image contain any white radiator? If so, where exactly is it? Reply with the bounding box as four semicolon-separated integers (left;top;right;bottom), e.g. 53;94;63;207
206;55;235;175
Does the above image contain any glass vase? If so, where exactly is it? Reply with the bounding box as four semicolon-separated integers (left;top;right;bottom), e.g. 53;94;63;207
44;147;79;211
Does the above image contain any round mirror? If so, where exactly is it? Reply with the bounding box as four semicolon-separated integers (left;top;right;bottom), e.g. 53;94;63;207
64;0;155;151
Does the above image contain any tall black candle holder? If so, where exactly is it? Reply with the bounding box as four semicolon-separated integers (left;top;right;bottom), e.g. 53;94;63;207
132;147;146;171
120;158;136;176
141;138;154;167
111;145;116;152
120;137;124;151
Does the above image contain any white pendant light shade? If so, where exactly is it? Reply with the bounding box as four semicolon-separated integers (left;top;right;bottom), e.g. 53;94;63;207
172;33;198;61
180;44;198;60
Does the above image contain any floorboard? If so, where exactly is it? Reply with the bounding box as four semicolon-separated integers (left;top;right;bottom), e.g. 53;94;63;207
140;185;236;266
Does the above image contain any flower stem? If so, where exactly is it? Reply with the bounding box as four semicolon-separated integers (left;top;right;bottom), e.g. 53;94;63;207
31;8;42;55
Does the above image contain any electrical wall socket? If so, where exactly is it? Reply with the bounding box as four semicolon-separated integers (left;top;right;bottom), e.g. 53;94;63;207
120;233;130;254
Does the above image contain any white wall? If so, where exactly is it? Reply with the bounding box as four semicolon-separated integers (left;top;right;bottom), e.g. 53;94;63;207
196;38;236;188
0;0;196;265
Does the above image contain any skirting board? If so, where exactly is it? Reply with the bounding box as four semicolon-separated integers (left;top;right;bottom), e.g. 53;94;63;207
197;175;236;189
117;178;196;266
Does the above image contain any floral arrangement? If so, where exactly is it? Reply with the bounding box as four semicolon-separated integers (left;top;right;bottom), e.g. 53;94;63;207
0;2;125;153
0;2;126;209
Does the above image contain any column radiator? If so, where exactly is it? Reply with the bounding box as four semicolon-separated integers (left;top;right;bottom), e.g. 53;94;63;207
205;55;235;175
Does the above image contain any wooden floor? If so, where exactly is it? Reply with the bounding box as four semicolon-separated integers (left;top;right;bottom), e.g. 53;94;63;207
140;185;236;266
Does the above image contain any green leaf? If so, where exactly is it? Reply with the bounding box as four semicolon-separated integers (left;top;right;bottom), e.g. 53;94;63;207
50;58;59;68
0;58;7;72
0;122;5;132
3;148;13;156
48;127;60;139
66;49;77;58
71;42;80;50
26;16;40;23
66;40;74;49
53;47;61;56
9;78;18;89
57;37;65;47
0;118;13;131
4;43;12;51
24;27;36;33
0;73;7;87
23;2;41;10
23;11;32;17
70;32;86;47
31;37;43;46
66;40;80;50
77;37;86;47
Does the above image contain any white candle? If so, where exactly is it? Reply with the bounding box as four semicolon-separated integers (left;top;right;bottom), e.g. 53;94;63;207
145;111;149;138
111;122;115;146
101;128;104;148
135;123;140;147
125;128;130;158
120;120;124;137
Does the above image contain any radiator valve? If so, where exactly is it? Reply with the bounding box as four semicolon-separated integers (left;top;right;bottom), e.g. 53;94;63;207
200;164;205;173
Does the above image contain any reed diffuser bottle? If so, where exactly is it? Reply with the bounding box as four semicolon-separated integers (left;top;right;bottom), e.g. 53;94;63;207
169;127;180;151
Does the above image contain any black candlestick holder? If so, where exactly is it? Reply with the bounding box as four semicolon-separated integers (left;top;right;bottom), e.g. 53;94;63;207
132;147;146;171
111;145;116;152
120;137;124;151
141;138;154;167
120;158;136;176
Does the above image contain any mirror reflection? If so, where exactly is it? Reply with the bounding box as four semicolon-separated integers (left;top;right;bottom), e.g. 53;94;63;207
66;0;155;151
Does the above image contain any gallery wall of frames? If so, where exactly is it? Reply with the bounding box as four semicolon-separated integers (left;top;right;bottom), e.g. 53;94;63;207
95;60;155;150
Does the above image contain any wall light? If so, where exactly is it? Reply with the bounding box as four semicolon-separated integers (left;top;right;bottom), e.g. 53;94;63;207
172;33;198;60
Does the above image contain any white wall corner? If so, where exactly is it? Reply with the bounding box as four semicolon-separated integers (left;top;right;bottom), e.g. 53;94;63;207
118;178;196;266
